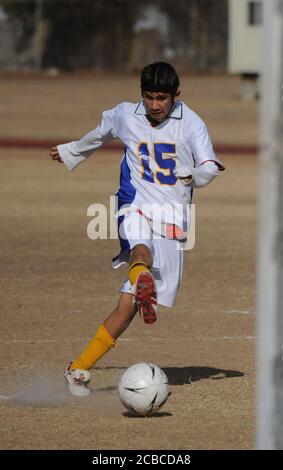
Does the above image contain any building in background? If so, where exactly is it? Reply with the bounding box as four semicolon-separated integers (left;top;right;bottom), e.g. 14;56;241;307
228;0;262;99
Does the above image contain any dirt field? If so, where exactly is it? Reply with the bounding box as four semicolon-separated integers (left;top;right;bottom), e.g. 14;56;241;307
0;75;257;450
0;73;258;145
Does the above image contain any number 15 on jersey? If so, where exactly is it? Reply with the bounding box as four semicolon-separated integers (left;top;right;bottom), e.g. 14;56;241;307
138;142;177;186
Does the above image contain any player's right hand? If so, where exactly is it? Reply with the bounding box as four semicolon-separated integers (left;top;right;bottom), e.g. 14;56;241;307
49;146;63;163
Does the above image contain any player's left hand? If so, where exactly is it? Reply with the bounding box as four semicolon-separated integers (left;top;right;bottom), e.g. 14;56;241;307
174;161;194;186
49;146;63;163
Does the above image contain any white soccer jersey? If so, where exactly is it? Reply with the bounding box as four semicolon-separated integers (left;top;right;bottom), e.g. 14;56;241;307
58;100;223;226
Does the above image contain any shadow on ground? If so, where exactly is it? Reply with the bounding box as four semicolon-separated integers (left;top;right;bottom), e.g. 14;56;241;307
163;366;244;385
122;411;173;418
95;366;244;386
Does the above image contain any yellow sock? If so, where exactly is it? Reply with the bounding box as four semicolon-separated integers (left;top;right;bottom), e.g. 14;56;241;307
128;261;150;285
71;324;116;370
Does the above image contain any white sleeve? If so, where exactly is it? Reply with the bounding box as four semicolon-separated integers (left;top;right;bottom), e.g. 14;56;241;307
190;122;225;168
57;107;116;171
191;161;223;188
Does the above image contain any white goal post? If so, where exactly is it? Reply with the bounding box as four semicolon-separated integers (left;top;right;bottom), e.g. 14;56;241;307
257;0;283;449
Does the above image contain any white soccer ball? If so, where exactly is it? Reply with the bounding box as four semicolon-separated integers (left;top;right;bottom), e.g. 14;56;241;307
118;362;170;416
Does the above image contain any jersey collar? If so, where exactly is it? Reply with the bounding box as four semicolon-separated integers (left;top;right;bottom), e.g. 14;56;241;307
134;100;183;120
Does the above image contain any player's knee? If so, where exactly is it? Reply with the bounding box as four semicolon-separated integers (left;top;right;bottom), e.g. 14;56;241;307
130;244;152;267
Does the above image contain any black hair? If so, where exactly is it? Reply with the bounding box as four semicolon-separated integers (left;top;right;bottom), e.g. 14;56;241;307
140;61;180;95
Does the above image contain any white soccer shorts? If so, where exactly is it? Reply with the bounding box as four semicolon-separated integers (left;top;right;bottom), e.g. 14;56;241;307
112;211;184;307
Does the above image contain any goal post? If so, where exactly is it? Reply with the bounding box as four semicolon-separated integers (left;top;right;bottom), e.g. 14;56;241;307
257;0;283;449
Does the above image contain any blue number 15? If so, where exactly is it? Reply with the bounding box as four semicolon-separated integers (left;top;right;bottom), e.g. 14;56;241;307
138;143;177;186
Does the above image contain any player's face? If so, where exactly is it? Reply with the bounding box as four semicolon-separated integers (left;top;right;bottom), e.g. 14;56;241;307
142;91;176;122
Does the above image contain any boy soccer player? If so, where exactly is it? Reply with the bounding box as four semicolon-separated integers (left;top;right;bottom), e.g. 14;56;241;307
49;62;224;396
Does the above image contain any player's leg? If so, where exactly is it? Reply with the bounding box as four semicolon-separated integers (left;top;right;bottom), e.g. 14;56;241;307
128;243;158;324
129;243;152;266
64;214;155;396
103;292;136;338
64;292;136;396
67;243;155;374
115;210;158;324
64;242;156;396
151;236;184;308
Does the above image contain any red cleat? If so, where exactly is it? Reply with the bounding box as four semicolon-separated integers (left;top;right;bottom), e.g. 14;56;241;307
135;271;157;324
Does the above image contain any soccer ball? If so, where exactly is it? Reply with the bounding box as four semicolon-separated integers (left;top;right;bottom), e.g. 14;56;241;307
118;362;170;416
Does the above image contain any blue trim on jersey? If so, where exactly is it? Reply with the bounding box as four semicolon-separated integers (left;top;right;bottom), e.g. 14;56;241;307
115;149;136;253
117;215;130;253
116;150;136;210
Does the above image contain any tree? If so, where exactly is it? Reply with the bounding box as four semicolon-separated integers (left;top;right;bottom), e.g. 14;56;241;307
0;0;138;70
